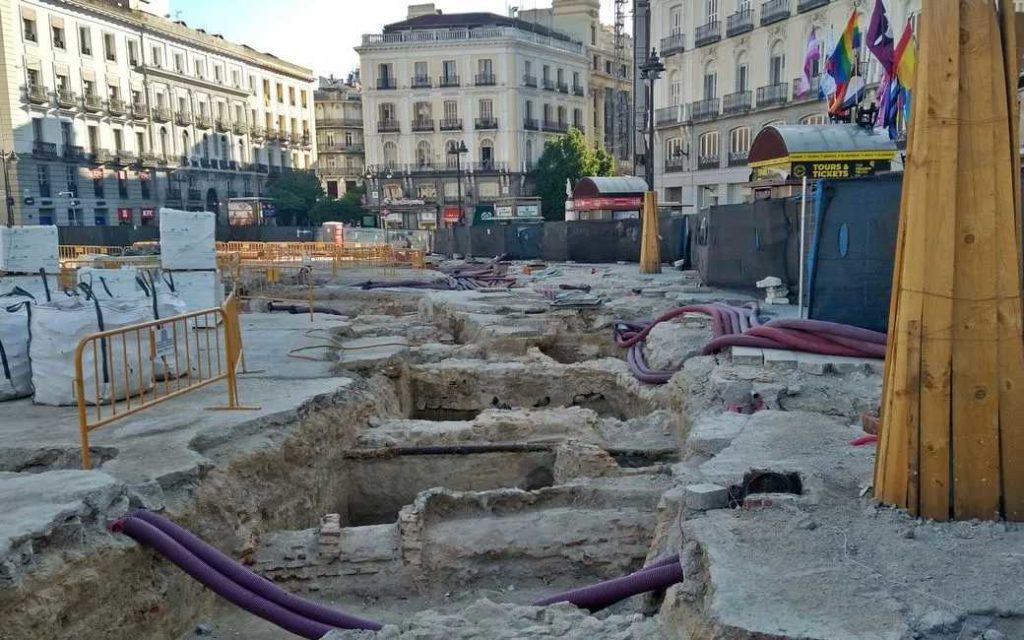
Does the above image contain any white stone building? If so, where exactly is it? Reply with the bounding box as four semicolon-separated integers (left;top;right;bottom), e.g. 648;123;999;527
0;0;316;226
649;0;920;211
356;3;589;228
314;74;364;199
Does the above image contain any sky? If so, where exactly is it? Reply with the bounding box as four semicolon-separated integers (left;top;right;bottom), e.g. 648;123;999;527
170;0;625;80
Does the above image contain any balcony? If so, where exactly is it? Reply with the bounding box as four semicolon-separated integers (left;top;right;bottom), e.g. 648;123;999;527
694;21;722;48
152;106;171;122
316;117;364;128
439;75;460;88
195;114;213;129
251;125;266;139
439;118;463;131
661;32;686;57
227;160;239;171
91;149;113;165
572;84;585;96
188;189;202;201
543;78;556;91
83;93;104;113
727;9;754;36
411;75;432;88
761;0;791;25
523;74;538;87
63;145;85;162
757;82;790;107
723;91;753;115
33;141;58;159
378;120;401;133
107;98;127;116
524;118;539;131
227;189;239;199
175;111;193;126
233;121;248;135
475;117;498;130
376;78;397;90
26;84;49;105
728;151;749;167
410;162;437;174
114;150;137;166
798;0;830;12
199;158;211;168
664;157;687;173
256;163;269;173
140;152;163;167
690;98;721;122
55;89;77;109
215;117;231;132
698;154;721;170
656;105;684;127
542;120;568;133
792;75;822;101
131;102;148;119
474;73;496;86
411;119;435;132
166;189;182;201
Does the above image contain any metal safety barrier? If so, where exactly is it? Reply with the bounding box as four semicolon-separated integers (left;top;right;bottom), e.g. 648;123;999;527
74;291;258;469
59;245;127;263
229;263;317;321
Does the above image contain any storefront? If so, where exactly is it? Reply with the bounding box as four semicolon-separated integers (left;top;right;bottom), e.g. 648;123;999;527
747;124;898;199
567;177;647;221
469;198;543;225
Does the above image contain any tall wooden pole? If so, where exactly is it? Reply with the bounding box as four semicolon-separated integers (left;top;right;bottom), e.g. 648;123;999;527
640;191;661;273
875;0;1024;521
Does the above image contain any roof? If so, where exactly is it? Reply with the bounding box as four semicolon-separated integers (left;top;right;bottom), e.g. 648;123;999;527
574;176;649;197
383;12;575;43
749;124;898;166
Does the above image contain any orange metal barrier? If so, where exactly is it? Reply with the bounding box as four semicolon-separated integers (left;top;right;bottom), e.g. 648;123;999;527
59;245;127;264
230;263;316;321
74;291;258;470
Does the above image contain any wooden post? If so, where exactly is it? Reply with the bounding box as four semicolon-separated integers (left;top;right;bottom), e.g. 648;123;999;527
639;191;661;274
875;0;1024;521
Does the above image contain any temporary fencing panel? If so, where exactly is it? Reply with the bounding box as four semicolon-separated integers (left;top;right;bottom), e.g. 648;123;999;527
692;200;792;289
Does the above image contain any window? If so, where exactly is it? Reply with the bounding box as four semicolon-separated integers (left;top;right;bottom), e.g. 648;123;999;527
289;86;295;106
443;100;458;120
736;55;749;92
557;106;566;125
592;55;598;70
202;134;210;159
729;127;751;156
60;121;72;147
379;103;396;122
301;90;307;108
670;71;681;105
605;60;612;74
414;101;432;122
480;140;494;168
37;164;50;198
706;0;719;22
87;126;98;152
525;100;533;120
79;26;91;55
136;131;145;154
26;68;41;90
131;89;142;108
703;63;718;99
52;24;65;49
670;4;682;35
479;99;493;120
414;61;428;83
276;82;283;103
93;170;105;198
572;71;580;89
32;118;43;142
591;24;596;45
573;108;582;127
666;137;685;160
542;65;550;81
151;46;162;67
416;140;432;167
249;76;256;94
196;60;206;78
23;16;37;43
214;65;223;83
174;53;184;73
699;131;720;158
159;128;168;157
478;58;493;76
232;70;240;87
66;165;78;197
107;84;120;101
113;129;123;153
543;103;552;122
103;33;116;61
525;60;532;77
128;40;139;66
769;41;785;85
382;141;398;168
140;172;150;199
442;60;457;81
177;96;187;114
118;171;128;198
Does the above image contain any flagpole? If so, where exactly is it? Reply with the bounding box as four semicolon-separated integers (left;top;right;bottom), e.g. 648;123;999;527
799;175;808;319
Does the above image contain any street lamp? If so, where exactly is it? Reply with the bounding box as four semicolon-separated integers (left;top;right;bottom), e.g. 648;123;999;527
639;48;665;192
365;166;393;244
444;141;469;257
2;151;18;227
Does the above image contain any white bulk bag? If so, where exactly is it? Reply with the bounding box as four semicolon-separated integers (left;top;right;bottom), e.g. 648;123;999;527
0;296;33;401
137;273;197;382
30;296;154;407
77;267;143;300
0;272;61;303
159;209;216;270
0;226;59;274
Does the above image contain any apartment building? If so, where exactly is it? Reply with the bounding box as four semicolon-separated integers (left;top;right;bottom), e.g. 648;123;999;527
356;3;589;227
314;74;364;199
650;0;919;210
0;0;316;226
520;0;634;169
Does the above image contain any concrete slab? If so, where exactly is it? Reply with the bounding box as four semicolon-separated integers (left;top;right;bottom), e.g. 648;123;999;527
763;349;799;370
686;412;752;456
730;347;765;366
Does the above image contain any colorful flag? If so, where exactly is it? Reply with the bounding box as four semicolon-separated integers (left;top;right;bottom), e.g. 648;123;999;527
894;21;917;86
797;31;821;97
866;0;895;74
819;29;838;101
827;10;861;87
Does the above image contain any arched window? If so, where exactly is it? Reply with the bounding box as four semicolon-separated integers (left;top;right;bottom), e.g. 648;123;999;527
480;139;494;169
382;141;398;168
703;60;718;99
181;131;190;158
801;114;827;125
159;128;168;157
729;126;751;165
769;40;786;85
238;140;245;163
445;140;459;169
379;102;396;124
734;51;749;93
698;131;720;168
665;137;685;172
202;134;210;159
416;140;432;168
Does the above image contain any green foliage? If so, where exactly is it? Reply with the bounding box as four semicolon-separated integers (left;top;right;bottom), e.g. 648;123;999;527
265;170;324;226
533;128;617;221
309;185;368;225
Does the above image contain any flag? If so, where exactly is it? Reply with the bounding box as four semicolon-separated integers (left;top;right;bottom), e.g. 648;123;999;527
797;31;821;97
819;29;838;100
893;21;917;86
827;9;861;86
866;0;895;74
841;76;867;110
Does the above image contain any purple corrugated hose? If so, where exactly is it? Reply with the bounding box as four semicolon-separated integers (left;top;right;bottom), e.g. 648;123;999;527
112;516;335;639
534;561;684;611
132;510;382;631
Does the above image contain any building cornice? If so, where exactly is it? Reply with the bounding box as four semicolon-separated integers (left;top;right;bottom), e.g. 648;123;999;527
139;64;252;97
39;0;314;82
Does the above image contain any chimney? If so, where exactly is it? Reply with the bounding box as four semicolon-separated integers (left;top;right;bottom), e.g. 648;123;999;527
407;3;436;19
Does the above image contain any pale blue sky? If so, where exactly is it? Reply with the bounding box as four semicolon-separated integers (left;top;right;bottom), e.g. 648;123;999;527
170;0;624;79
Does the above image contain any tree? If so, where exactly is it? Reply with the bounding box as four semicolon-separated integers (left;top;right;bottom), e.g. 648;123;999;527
309;185;368;225
265;170;324;226
533;128;616;221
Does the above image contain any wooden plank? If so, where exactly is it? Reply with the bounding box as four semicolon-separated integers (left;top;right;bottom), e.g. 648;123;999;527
916;0;961;521
998;0;1022;249
950;0;1002;520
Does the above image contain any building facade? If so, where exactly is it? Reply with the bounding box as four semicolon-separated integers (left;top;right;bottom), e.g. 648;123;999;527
356;3;589;228
314;74;364;199
649;0;920;210
0;0;316;227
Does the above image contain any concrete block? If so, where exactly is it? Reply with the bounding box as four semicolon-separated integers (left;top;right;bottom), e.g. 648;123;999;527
688;412;751;456
756;276;783;289
763;349;799;370
731;347;764;366
796;353;834;375
682;483;730;511
765;297;791;306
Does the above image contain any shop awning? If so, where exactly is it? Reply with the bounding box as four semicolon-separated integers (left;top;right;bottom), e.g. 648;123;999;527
748;124;898;182
573;176;647;211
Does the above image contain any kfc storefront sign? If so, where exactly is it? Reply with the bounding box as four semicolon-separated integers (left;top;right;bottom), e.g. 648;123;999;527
141;208;156;220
